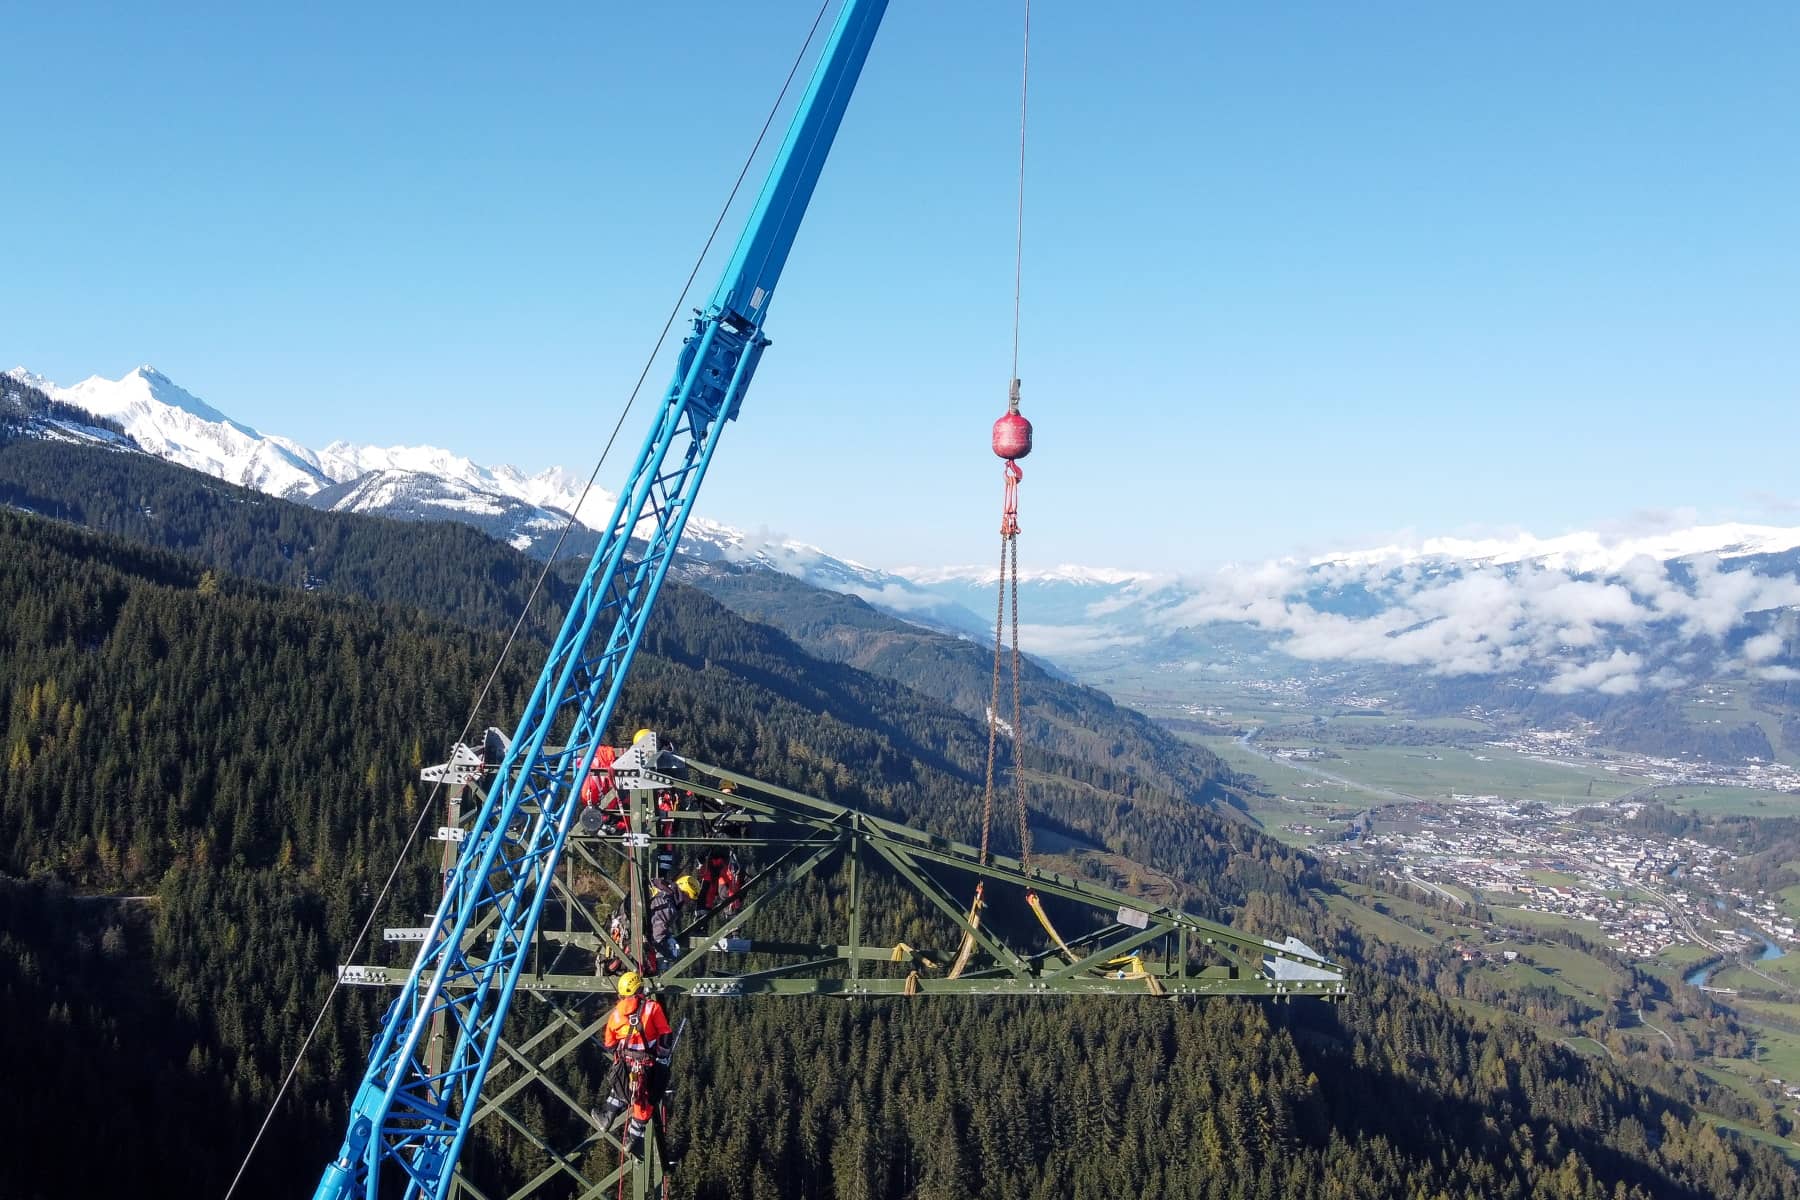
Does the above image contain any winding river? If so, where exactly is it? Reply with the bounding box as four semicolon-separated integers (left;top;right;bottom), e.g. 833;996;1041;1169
1685;932;1786;988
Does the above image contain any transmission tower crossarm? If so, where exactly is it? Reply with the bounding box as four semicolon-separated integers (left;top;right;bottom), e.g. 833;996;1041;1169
310;4;892;1197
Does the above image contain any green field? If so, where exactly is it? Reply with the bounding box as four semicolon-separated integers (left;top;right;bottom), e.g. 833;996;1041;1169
1313;741;1637;805
1195;735;1368;797
1198;724;1643;809
1711;954;1800;997
1562;1035;1612;1060
1739;1000;1800;1026
1653;941;1716;968
1513;941;1625;996
1641;785;1800;817
1322;889;1439;951
1154;682;1799;818
1742;1023;1800;1083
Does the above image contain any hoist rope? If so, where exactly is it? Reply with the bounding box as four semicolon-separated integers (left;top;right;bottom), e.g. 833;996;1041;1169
1010;0;1031;383
961;0;1033;979
1010;535;1029;867
220;4;837;1194
977;0;1034;872
978;531;1007;863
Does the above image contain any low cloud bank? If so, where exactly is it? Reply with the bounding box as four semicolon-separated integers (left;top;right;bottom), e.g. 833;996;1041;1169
1041;553;1800;694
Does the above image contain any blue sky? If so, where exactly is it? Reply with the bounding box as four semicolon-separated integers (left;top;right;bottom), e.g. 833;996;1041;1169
5;1;1797;571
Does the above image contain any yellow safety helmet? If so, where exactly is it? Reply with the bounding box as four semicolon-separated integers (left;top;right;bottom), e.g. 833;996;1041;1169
616;970;643;997
633;728;653;745
676;875;700;902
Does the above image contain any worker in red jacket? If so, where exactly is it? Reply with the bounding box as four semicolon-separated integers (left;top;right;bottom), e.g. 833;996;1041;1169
598;971;673;1158
578;743;623;831
697;845;742;913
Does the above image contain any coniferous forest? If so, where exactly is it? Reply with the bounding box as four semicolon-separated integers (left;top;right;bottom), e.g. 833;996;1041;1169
3;438;1799;1199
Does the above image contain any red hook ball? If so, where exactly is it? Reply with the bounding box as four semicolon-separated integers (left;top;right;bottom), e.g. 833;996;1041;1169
992;410;1033;461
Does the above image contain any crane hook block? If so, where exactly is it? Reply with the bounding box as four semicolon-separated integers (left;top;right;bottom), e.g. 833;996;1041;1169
992;380;1033;461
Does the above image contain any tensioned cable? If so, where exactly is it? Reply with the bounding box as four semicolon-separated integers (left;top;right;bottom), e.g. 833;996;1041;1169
220;3;836;1194
1008;0;1036;867
1009;0;1031;384
981;0;1033;869
980;533;1007;864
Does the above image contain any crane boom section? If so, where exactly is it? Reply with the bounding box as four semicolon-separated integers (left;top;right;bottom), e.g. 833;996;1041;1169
711;0;886;334
310;4;890;1197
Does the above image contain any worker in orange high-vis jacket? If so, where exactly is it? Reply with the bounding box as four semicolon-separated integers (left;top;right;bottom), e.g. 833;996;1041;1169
597;971;673;1158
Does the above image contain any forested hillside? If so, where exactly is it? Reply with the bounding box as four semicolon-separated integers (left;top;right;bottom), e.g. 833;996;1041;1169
2;490;1797;1196
0;433;564;636
0;434;1238;816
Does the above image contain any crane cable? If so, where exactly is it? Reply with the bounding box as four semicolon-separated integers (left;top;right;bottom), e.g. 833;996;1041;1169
218;3;838;1195
982;0;1032;869
955;0;1032;981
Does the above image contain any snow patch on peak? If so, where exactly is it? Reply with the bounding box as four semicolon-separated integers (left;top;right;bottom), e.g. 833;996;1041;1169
6;366;55;391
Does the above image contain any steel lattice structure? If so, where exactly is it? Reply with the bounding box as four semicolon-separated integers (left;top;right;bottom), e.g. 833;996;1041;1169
336;738;1347;1198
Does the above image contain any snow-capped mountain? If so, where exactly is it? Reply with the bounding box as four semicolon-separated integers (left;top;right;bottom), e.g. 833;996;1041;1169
6;365;623;558
15;366;334;497
313;442;622;531
304;469;601;557
910;527;1800;714
891;525;1800;684
11;364;988;631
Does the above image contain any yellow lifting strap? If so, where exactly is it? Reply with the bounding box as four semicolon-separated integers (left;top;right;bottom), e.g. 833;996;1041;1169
1025;890;1079;965
890;942;939;971
1103;954;1167;997
947;882;985;979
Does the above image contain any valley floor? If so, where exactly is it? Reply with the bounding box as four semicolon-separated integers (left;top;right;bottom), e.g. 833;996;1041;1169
1108;673;1800;1159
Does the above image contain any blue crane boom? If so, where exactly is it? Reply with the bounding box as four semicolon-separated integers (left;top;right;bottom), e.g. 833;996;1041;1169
311;3;890;1195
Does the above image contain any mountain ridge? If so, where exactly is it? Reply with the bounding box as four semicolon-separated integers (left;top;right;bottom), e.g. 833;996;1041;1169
10;364;990;630
15;364;1800;705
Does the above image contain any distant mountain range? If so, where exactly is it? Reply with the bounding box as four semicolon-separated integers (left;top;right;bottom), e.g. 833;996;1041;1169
10;364;1800;713
4;365;990;632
